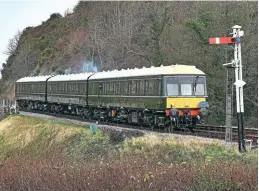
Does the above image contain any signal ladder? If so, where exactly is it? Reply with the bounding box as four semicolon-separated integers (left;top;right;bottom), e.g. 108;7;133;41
225;65;235;142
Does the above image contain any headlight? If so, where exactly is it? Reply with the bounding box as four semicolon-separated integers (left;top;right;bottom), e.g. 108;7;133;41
199;108;208;116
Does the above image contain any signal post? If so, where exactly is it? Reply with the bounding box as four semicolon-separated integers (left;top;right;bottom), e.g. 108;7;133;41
209;25;246;152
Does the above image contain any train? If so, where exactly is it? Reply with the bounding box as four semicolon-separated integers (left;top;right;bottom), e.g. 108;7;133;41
15;64;209;131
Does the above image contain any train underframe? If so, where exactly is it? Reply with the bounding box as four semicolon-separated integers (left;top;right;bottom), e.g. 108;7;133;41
17;100;205;131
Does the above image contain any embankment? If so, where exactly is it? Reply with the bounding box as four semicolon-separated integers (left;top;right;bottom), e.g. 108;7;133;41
0;115;257;191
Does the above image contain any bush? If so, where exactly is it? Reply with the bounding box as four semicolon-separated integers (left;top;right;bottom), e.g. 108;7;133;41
48;13;62;21
65;129;117;162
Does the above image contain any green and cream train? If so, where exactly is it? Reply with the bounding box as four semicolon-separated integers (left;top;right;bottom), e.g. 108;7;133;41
15;64;209;131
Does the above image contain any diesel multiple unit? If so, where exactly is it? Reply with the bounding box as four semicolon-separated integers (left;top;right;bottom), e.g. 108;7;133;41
15;65;209;131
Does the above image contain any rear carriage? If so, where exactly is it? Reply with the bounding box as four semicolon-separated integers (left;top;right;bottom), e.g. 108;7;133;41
15;76;51;110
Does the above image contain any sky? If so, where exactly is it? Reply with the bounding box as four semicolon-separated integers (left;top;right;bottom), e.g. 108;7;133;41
0;0;79;77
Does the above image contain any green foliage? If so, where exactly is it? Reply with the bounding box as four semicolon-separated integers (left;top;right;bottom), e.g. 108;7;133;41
22;127;57;156
37;35;54;51
185;12;213;44
145;8;169;67
65;129;117;161
122;135;258;168
47;13;62;22
80;15;88;26
33;64;41;75
38;47;54;65
40;47;54;58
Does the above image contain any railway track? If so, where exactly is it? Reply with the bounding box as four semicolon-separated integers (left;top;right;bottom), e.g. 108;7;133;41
14;109;258;147
195;124;258;146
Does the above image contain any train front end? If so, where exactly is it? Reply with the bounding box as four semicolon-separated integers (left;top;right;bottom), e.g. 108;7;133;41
164;73;209;129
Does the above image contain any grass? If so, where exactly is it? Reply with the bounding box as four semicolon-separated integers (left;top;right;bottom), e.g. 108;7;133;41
0;115;257;191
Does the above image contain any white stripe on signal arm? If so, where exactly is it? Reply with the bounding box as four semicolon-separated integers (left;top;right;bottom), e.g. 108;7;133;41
215;38;220;44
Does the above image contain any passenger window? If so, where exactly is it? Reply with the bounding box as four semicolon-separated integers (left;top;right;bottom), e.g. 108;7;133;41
140;80;144;95
80;84;82;94
194;77;205;96
82;83;86;94
120;81;125;94
135;81;139;94
128;81;131;94
145;80;153;95
131;81;136;94
56;84;59;93
181;84;192;96
109;83;113;94
68;84;71;92
144;81;148;95
76;83;78;93
179;77;193;96
92;83;95;94
73;83;76;93
105;83;109;94
166;77;179;96
115;81;119;94
61;83;64;93
101;83;105;94
123;81;128;94
195;84;205;95
149;81;153;95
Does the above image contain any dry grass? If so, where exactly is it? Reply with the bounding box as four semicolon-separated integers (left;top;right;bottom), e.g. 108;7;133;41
0;152;257;191
0;116;80;153
0;116;257;191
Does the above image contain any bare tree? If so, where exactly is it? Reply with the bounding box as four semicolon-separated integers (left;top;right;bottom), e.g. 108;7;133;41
4;30;22;56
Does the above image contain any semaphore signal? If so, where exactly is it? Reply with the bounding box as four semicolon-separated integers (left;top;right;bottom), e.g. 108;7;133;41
209;36;241;45
209;25;246;153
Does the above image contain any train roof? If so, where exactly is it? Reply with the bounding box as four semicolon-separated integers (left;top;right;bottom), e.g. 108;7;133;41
16;65;205;82
90;64;205;80
48;72;94;82
16;75;52;83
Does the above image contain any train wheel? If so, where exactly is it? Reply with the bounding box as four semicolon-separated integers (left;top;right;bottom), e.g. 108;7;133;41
168;122;174;133
166;117;176;133
164;125;171;133
149;123;155;130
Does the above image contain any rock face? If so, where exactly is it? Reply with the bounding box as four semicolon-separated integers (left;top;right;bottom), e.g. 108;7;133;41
0;1;258;126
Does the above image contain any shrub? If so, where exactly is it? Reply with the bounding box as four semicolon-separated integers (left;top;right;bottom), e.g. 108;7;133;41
48;13;62;21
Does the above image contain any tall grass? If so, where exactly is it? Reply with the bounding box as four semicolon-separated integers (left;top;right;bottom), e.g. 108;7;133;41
0;116;257;190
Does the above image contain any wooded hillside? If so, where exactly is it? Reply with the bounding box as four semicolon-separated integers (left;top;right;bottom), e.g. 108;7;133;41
0;1;257;125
